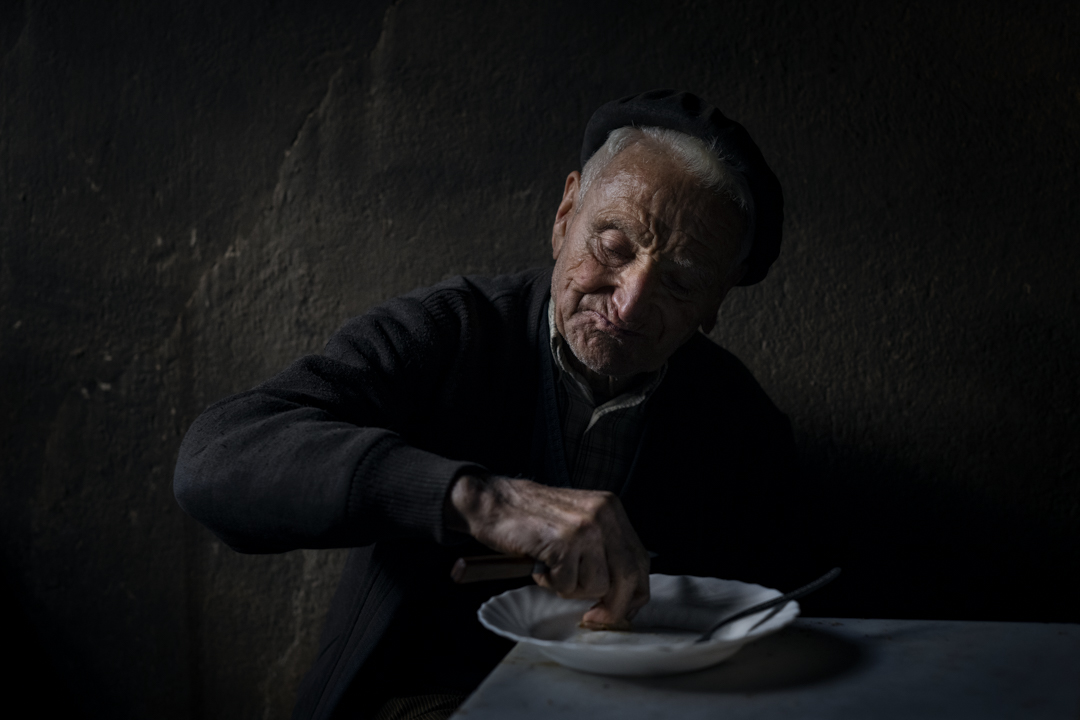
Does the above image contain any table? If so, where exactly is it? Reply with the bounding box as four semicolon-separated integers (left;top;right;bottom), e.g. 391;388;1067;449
452;618;1080;719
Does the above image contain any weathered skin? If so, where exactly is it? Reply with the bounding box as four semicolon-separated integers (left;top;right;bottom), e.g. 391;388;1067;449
550;142;747;395
448;138;747;628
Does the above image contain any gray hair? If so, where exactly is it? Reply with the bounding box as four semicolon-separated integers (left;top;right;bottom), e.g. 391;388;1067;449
578;126;755;267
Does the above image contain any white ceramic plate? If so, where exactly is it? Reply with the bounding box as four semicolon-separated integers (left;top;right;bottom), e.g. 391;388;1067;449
477;574;799;676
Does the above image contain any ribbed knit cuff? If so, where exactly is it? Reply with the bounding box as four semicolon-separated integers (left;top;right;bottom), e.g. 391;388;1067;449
347;434;487;546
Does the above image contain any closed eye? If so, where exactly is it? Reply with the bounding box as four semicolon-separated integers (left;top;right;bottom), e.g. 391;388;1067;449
593;230;635;266
663;275;692;298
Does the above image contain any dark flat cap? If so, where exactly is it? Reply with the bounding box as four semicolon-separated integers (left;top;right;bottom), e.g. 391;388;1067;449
582;89;783;286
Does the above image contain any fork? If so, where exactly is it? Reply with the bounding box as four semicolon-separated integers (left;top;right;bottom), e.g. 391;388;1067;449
695;567;842;643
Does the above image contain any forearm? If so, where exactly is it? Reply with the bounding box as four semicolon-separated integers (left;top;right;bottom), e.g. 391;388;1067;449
174;371;482;553
173;277;534;553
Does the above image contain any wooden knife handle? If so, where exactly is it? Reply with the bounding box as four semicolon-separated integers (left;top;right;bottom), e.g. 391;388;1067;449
450;554;543;583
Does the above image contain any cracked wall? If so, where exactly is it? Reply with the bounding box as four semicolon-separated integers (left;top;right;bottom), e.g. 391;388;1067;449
1;0;1077;717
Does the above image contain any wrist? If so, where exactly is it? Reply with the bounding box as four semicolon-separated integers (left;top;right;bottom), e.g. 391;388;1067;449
445;472;492;534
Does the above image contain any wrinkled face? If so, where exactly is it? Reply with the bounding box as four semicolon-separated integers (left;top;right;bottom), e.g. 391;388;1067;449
550;141;746;378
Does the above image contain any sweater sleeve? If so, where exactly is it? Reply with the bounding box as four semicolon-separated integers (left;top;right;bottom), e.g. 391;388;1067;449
173;285;487;553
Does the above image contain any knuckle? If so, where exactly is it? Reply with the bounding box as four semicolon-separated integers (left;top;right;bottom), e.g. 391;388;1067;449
554;524;579;546
591;491;617;510
560;515;596;542
541;546;566;569
547;570;573;593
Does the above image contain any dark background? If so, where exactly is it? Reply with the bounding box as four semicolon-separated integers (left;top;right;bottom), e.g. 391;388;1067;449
1;0;1076;717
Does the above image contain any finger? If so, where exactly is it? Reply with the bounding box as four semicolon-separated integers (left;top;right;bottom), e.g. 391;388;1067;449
531;557;551;589
625;571;651;620
554;546;609;599
544;549;580;597
584;540;651;625
580;601;630;630
581;566;638;628
583;578;635;627
610;511;651;619
573;544;610;599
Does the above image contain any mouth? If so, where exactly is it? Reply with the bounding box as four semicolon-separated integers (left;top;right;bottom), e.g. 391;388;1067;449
586;310;642;339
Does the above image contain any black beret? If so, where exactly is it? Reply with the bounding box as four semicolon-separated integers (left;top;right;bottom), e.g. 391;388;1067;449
581;89;783;286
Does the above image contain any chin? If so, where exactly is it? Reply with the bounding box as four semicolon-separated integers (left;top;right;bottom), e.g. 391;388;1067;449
569;334;655;378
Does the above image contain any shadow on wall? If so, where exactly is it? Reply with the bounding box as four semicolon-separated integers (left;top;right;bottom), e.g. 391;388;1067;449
795;442;1078;624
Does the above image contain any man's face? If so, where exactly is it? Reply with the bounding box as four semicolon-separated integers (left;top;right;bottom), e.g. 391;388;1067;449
550;141;746;379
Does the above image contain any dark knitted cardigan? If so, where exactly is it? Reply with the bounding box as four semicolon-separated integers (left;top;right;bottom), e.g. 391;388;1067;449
174;267;804;719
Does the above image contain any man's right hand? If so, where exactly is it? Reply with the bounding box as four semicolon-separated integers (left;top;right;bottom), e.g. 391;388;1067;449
445;474;651;628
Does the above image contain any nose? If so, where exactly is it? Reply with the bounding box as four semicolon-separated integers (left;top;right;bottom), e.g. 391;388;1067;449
611;260;658;326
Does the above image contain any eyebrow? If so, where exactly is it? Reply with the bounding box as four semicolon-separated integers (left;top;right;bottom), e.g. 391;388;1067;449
591;218;630;236
668;255;713;286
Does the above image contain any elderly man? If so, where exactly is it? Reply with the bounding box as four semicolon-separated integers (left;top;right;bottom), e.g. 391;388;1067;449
175;90;802;720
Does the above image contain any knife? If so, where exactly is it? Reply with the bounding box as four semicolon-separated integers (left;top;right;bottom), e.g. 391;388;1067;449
450;554;539;583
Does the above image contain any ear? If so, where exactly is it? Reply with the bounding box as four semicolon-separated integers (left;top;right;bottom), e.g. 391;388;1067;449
551;171;581;260
699;304;722;334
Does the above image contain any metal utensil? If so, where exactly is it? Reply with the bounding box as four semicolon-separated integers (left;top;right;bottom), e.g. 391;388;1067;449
695;567;842;643
451;554;538;583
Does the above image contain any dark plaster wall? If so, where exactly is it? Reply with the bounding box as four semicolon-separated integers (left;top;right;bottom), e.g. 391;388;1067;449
1;0;1077;717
